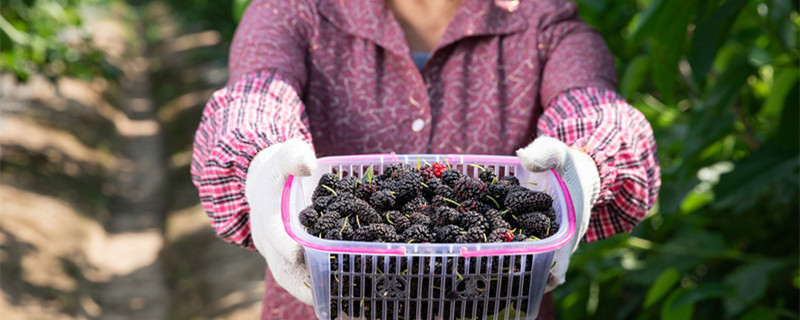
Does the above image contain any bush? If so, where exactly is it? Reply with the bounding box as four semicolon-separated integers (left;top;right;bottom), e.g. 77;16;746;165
555;0;799;319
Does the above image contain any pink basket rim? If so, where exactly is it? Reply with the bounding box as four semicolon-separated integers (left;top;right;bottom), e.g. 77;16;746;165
281;155;576;257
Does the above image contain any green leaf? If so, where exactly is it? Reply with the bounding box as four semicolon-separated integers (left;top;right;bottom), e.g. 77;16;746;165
652;57;676;104
681;105;735;159
661;288;695;320
688;0;748;82
232;0;252;23
740;307;778;320
723;260;782;317
713;145;800;211
773;77;800;149
621;56;650;99
762;67;799;118
705;57;755;113
669;282;730;311
645;268;681;308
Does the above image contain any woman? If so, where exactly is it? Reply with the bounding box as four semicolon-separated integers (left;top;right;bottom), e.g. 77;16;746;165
191;0;661;318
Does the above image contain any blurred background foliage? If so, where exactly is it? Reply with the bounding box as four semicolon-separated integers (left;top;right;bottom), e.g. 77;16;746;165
559;0;799;319
0;0;120;81
1;0;798;319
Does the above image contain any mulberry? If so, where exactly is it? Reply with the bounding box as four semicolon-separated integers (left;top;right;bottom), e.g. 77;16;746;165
402;224;433;243
431;206;459;226
454;177;489;200
408;212;432;227
487;228;514;242
385;174;423;203
400;195;428;214
312;195;334;212
336;217;354;239
313;212;341;235
322;228;343;240
457;211;490;233
434;225;464;243
384;210;411;233
352;224;398;242
422;178;442;200
488;183;512;204
318;173;337;189
459;199;492;214
440;169;462;187
369;190;395;211
299;207;319;229
504;190;553;214
312;183;336;200
355;183;377;201
434;184;457;199
486;212;512;230
478;167;497;184
328;197;382;225
335;176;359;195
455;227;484;243
500;176;520;186
518;212;551;238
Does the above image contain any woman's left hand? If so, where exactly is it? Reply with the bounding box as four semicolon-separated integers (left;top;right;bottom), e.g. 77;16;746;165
516;136;600;292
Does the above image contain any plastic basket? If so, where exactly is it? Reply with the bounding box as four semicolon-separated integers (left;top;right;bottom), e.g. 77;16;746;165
281;154;575;320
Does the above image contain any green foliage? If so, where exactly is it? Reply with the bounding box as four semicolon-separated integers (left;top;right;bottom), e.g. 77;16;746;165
558;0;800;318
0;0;119;81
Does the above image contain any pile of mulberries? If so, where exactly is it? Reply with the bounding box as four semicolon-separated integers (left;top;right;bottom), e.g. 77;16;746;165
299;163;559;319
299;162;558;244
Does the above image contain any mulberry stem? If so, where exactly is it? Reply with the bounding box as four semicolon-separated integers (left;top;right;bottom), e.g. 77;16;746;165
443;197;461;207
321;184;338;196
486;195;500;208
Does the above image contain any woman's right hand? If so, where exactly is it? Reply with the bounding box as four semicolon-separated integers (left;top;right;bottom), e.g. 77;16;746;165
245;138;317;305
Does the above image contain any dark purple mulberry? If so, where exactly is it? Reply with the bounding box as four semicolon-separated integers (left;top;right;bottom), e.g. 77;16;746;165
334;176;359;195
453;177;489;200
518;212;551;238
478;167;497;184
312;212;341;235
352;224;399;242
504;190;553;214
500;176;520;186
434;225;464;243
457;211;490;233
401;195;428;214
431;206;459;226
408;212;432;227
402;224;433;243
328;197;382;225
384;210;411;233
440;169;462;188
299;207;319;229
355;183;377;201
455;227;484;243
485;210;512;230
487;228;514;242
369;190;396;211
312;195;334;212
434;184;457;199
422;178;442;200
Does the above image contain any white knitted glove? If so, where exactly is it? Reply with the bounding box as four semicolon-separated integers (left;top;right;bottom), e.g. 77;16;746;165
517;136;600;292
245;138;317;305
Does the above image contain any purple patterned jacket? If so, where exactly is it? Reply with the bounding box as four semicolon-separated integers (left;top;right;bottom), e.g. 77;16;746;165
191;0;660;317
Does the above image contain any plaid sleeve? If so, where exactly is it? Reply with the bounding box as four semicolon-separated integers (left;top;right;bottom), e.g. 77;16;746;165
538;87;661;242
191;71;312;249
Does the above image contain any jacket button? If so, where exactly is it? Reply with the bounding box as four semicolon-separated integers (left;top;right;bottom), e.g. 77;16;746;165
411;119;425;132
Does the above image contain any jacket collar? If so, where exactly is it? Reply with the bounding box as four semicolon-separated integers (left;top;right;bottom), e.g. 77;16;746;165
317;0;529;57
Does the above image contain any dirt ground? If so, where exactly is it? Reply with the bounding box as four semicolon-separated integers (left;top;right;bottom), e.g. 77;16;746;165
1;2;265;319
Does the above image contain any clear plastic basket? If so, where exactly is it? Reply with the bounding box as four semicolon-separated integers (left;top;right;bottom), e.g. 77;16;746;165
281;154;575;320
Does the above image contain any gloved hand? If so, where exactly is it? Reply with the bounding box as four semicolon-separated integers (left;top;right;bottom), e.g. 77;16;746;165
245;138;317;304
516;136;600;292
